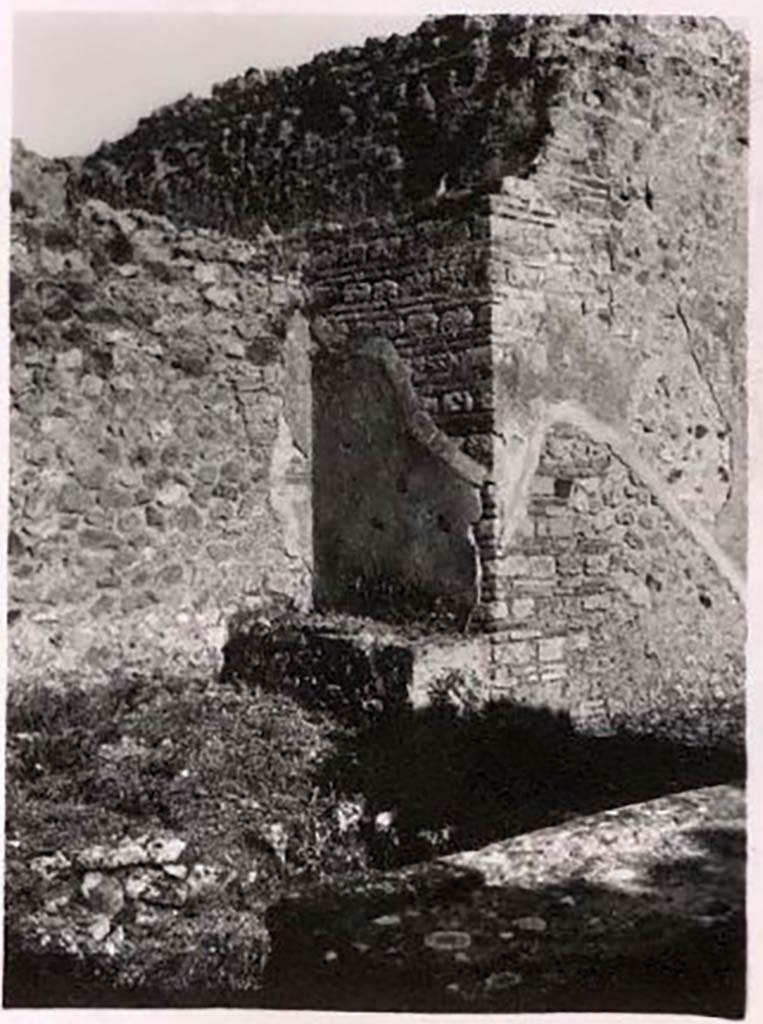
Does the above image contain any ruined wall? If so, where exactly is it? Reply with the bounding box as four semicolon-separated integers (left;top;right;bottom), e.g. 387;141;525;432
479;16;746;738
306;200;493;622
313;341;482;623
9;163;311;685
484;424;744;743
531;14;747;565
9;17;746;741
73;16;560;234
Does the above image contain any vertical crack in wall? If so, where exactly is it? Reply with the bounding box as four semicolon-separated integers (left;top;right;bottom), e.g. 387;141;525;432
231;378;266;454
676;302;731;437
676;300;735;514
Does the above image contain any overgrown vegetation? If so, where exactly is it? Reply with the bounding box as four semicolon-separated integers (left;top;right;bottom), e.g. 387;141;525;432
4;671;369;1004
7;671;368;879
5;665;745;1005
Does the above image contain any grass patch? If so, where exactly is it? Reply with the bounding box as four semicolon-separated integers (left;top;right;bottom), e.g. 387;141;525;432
5;671;369;1005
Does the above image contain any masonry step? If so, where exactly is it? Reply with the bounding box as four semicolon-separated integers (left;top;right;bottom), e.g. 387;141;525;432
221;612;575;722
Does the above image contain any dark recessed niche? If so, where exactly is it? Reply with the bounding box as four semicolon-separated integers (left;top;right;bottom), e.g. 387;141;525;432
694;424;708;439
699;592;712;608
554;478;573;499
645;573;663;592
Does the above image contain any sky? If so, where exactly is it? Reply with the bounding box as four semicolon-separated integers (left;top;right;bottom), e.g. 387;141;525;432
11;11;422;158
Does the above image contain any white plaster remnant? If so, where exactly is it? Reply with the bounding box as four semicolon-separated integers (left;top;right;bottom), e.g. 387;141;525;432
269;411;311;564
494;397;745;605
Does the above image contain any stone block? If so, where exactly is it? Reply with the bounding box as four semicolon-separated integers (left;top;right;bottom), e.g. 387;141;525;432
585;553;609;574
504;554;530;577
549;515;574;538
221;614;496;719
511;597;535;621
527;555;556;578
540;665;567;683
530;475;555;496
539;636;566;662
501;640;533;666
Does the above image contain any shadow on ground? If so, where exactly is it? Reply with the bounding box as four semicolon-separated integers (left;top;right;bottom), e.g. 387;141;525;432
262;820;746;1016
3;674;745;1012
316;695;745;866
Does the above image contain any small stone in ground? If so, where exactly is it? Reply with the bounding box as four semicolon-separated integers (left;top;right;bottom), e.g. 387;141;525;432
424;930;472;951
371;913;402;927
89;915;112;942
485;970;523;992
512;916;548;933
81;873;125;917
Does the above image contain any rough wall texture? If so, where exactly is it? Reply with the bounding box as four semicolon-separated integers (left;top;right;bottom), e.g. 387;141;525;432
9;17;747;740
307;200;492;622
9;150;311;684
484;423;743;742
313;342;482;623
475;16;747;734
74;16;562;233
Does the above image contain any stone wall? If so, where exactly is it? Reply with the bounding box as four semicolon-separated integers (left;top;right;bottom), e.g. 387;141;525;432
474;15;747;736
9;159;312;685
532;15;747;566
73;16;562;234
306;199;493;622
9;16;747;741
485;423;744;742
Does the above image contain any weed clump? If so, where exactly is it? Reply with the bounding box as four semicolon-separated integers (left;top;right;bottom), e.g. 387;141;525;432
5;672;369;1005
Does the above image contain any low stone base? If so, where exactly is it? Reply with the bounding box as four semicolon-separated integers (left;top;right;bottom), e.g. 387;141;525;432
221;612;620;734
221;611;743;743
221;612;495;720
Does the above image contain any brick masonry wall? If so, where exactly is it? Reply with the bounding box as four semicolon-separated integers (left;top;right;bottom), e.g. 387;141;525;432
9;17;747;742
307;197;493;465
531;14;747;564
305;198;498;623
478;18;746;738
485;425;744;742
9;161;312;685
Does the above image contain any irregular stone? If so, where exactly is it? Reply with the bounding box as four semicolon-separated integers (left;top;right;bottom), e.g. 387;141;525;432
163;863;188;880
156;483;188;507
423;930;472;951
103;923;125;956
29;851;71;882
89;915;112;942
78;528;121;550
74;461;110;490
144;835;187;864
203;285;239;310
186;863;230;900
81;873;125;917
77;839;146;870
511;916;548;933
55;348;83;372
124;867;187;907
